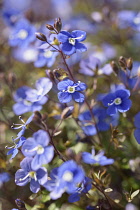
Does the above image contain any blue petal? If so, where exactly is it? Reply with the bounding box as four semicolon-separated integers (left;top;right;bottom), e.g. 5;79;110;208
61;43;76;55
22;138;37;157
71;30;86;41
20;157;32;171
134;128;140;144
134;112;140;128
13;103;30;115
36;167;48;185
107;105;117;115
57;79;74;91
72;92;85;103
102;93;116;107
82;152;96;164
15;169;29;186
68;193;80;203
75;82;87;91
115;89;130;99
58;92;72;103
30;179;40;193
33;130;50;147
75;42;87;52
117;99;132;112
58;31;71;42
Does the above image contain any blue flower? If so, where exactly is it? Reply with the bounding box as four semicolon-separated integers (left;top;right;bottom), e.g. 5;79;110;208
134;112;140;144
0;172;10;187
57;79;87;103
15;157;48;193
9;19;36;48
44;160;85;199
79;107;119;136
102;89;132;115
68;177;92;203
22;130;54;170
13;86;47;115
58;30;87;55
79;55;113;76
25;77;53;102
11;114;34;139
34;48;58;68
82;148;114;166
6;137;26;159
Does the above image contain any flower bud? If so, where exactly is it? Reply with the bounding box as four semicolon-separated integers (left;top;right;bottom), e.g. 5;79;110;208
61;106;74;119
110;61;119;75
46;24;54;31
118;56;127;70
54;17;62;33
126;57;133;70
35;32;47;42
15;198;26;210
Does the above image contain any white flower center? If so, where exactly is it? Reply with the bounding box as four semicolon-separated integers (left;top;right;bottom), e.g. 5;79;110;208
29;171;37;181
44;51;53;58
23;100;32;106
62;171;73;182
114;97;122;105
17;29;28;40
69;38;76;45
37;145;44;154
67;86;75;93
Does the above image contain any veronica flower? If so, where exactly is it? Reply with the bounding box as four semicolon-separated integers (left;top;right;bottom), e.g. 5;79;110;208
82;148;114;166
9;19;36;48
26;77;53;102
6;137;26;159
13;86;48;115
102;89;132;115
57;79;87;103
134;112;140;144
68;177;92;203
15;157;48;193
22;130;54;170
58;30;87;55
11;114;34;140
44;160;85;199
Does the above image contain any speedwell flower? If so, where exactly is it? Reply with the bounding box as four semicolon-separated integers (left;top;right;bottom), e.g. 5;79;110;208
15;157;48;193
57;30;87;55
134;112;140;144
102;89;132;115
22;130;54;170
57;79;87;103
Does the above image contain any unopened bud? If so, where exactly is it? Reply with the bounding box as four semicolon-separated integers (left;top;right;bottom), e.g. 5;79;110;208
54;17;62;33
126;57;133;70
47;70;55;82
33;111;42;124
61;106;74;119
35;32;47;42
46;24;54;31
53;68;68;81
110;61;119;75
15;198;26;210
66;148;75;159
119;56;127;70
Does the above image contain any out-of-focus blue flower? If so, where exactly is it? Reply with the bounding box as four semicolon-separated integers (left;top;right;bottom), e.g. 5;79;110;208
34;48;58;68
79;55;112;76
12;209;18;210
68;177;92;203
58;30;87;55
6;137;26;159
79;107;119;136
15;157;48;193
9;19;36;48
117;10;140;31
13;86;48;115
57;79;87;103
26;77;52;102
22;130;54;170
0;172;10;187
82;148;114;165
12;45;38;63
44;160;85;199
11;114;34;140
134;112;140;144
86;206;96;210
118;62;140;91
102;89;132;115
